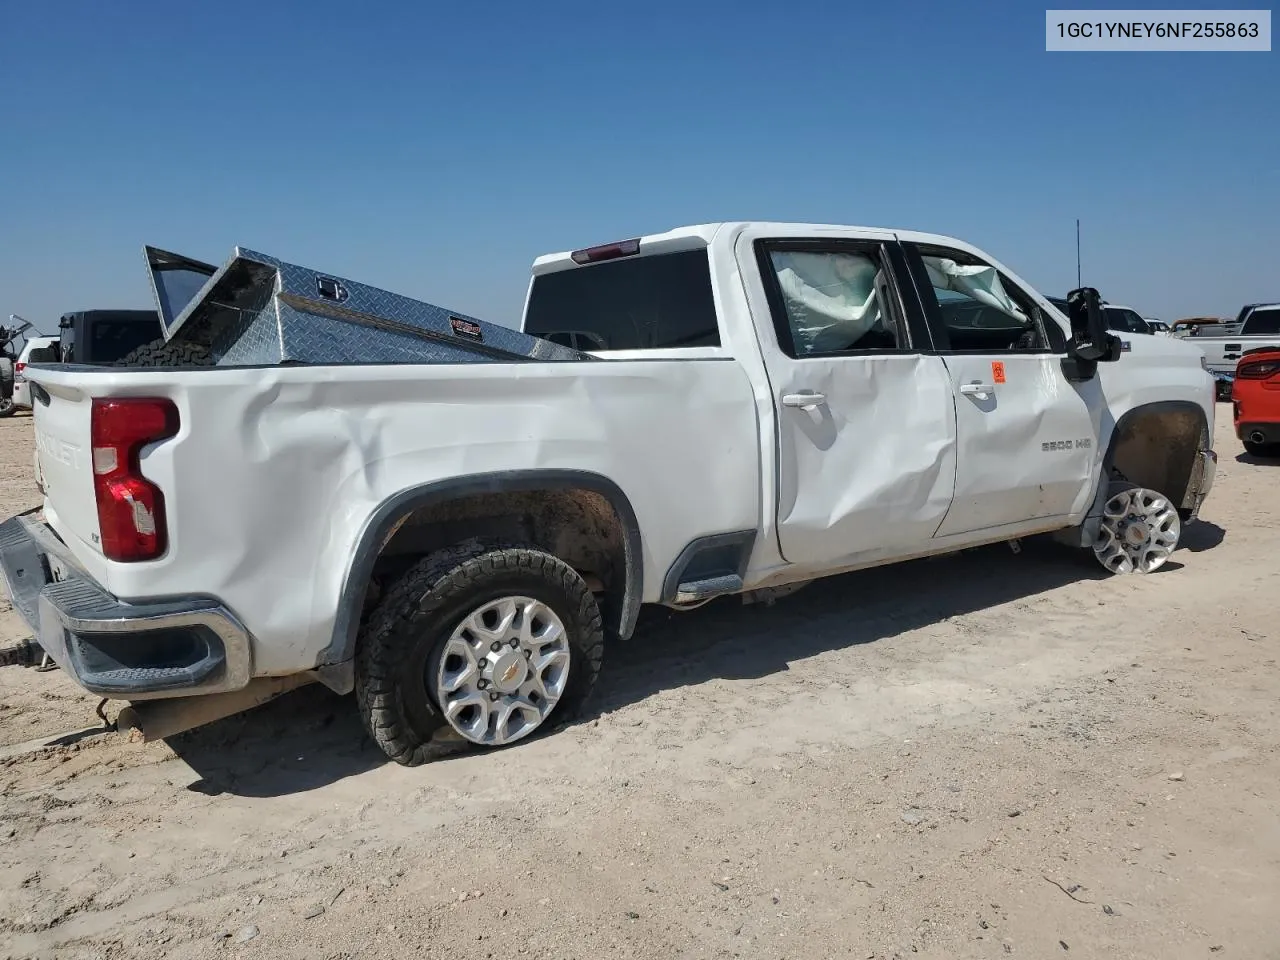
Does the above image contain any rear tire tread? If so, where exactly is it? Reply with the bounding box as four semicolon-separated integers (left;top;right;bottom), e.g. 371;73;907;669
354;539;603;766
113;338;213;368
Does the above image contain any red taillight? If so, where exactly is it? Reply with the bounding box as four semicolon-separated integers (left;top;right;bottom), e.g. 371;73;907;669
90;398;180;562
570;238;641;264
1238;359;1280;380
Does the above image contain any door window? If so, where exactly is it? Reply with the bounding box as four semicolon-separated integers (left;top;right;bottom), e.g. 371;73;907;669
910;245;1065;354
757;244;911;357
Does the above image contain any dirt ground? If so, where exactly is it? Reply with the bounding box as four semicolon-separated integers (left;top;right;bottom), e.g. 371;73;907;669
1;407;1278;960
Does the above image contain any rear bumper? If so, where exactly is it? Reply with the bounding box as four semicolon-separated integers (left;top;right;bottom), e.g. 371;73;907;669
0;512;252;700
1236;422;1280;445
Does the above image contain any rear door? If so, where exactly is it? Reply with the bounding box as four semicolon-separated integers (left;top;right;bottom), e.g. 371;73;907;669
899;241;1098;537
739;230;959;569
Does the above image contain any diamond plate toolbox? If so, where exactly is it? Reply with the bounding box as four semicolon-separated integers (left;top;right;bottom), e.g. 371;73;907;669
144;245;591;366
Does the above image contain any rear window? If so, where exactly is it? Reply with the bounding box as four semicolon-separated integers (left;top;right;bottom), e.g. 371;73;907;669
524;249;720;351
27;346;58;363
1245;308;1280;336
90;320;163;362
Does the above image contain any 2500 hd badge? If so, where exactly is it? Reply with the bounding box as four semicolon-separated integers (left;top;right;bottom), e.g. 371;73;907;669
1042;438;1093;452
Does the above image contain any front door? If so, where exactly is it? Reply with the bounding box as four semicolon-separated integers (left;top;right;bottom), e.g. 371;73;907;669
744;234;959;569
900;241;1099;538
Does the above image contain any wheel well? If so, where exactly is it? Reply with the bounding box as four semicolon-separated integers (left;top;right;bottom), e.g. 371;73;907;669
316;473;642;696
1105;402;1206;510
372;487;626;591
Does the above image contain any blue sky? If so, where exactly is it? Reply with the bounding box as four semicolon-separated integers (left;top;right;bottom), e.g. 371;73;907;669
1;0;1275;332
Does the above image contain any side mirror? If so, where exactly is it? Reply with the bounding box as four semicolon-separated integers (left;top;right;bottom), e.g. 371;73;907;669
1066;287;1122;363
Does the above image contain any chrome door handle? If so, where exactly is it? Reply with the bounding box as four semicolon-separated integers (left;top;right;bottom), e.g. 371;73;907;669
959;382;995;396
782;392;826;410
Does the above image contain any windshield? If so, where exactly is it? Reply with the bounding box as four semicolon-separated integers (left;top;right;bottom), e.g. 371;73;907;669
1103;307;1150;334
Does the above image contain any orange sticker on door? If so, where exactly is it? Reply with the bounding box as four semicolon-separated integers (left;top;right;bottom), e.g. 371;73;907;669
991;361;1007;384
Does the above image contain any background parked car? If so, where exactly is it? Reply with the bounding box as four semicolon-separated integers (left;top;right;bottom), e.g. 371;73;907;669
1231;346;1280;457
12;336;60;411
1046;298;1153;335
1172;317;1231;338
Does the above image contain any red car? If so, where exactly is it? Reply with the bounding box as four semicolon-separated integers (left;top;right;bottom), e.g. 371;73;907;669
1232;347;1280;457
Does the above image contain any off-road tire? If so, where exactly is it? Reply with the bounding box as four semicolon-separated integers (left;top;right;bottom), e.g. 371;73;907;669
354;540;605;766
0;397;13;418
114;338;213;368
1243;440;1280;458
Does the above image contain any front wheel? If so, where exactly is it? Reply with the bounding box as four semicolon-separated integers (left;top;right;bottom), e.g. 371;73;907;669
1091;483;1180;574
354;541;604;766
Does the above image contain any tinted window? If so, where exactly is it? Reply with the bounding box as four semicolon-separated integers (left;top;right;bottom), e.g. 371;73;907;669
27;346;58;363
1124;311;1150;334
1245;308;1280;335
90;320;162;362
154;265;213;331
1103;308;1148;334
524;249;720;350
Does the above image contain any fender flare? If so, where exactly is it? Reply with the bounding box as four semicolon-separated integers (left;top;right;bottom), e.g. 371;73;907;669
1097;398;1211;521
1101;399;1209;473
314;470;643;692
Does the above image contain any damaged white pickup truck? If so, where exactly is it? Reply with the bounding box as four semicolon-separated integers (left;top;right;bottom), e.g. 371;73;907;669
1;222;1217;764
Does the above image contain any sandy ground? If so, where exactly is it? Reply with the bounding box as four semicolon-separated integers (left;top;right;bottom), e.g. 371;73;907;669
1;407;1278;960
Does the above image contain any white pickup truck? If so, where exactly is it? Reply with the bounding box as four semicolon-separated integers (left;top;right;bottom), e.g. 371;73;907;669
1184;302;1280;399
1;221;1218;765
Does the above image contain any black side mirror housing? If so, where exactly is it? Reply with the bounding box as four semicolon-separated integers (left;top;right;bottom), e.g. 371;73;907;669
1066;287;1109;360
1060;286;1123;381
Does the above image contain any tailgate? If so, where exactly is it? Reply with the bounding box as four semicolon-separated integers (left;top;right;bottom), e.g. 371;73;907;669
1192;339;1232;372
28;378;103;560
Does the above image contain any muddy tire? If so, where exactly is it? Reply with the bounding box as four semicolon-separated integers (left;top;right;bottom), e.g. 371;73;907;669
114;338;213;368
354;540;604;766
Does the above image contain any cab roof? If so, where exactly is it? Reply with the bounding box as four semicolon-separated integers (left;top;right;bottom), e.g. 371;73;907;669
531;221;984;275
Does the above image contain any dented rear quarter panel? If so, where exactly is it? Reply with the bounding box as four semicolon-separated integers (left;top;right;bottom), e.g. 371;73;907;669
27;359;760;675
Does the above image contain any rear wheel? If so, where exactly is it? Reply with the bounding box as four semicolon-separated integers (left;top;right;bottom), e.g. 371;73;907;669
1091;482;1180;574
1243;440;1280;458
354;541;604;766
0;397;13;418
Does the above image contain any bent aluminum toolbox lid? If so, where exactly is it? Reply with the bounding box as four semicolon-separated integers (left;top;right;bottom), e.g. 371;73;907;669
144;245;590;366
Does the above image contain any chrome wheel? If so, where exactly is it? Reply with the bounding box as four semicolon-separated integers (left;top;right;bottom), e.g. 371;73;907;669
1092;485;1180;574
433;596;571;746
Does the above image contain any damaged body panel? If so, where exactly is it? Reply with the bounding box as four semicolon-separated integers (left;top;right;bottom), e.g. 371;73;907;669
5;222;1219;755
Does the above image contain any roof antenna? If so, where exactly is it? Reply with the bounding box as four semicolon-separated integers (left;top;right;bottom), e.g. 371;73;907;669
1076;218;1082;288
